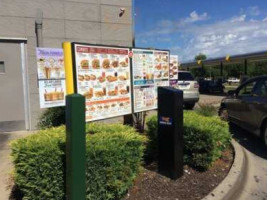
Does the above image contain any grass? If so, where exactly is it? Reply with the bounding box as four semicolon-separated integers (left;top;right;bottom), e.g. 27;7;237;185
195;103;218;117
223;83;239;93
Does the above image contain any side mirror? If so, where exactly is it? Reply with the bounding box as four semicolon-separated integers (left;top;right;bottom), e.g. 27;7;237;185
227;90;236;96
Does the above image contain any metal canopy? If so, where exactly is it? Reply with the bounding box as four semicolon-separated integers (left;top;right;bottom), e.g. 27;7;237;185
180;50;267;69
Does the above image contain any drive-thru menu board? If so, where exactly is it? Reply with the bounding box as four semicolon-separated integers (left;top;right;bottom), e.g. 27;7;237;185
132;49;169;112
73;44;132;122
169;55;179;86
36;48;66;108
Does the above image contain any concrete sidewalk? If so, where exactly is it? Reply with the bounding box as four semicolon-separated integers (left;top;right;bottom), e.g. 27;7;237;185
230;125;267;200
0;131;35;200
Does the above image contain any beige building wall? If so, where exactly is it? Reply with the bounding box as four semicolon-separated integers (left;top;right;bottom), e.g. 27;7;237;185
0;0;133;129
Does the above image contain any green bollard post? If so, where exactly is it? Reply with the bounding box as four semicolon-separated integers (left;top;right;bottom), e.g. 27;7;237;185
66;94;86;200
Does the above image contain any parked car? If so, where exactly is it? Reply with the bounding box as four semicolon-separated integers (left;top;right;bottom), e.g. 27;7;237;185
219;75;267;146
198;79;224;93
175;71;199;109
227;77;240;84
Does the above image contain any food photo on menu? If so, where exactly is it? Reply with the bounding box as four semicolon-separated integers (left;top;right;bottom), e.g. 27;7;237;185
118;71;129;81
43;88;64;102
102;58;111;69
91;58;100;69
80;59;89;70
107;85;118;97
119;57;128;68
106;72;118;83
84;88;94;99
94;87;106;100
39;79;66;108
37;57;65;79
118;84;130;96
169;55;179;80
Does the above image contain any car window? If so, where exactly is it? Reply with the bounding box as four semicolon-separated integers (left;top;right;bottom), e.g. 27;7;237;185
238;81;256;96
178;72;194;81
253;80;267;97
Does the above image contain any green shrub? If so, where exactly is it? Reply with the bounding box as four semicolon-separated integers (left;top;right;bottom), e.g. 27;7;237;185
195;103;217;117
146;111;231;170
145;115;158;161
11;124;146;200
38;107;65;129
183;111;231;170
11;127;66;200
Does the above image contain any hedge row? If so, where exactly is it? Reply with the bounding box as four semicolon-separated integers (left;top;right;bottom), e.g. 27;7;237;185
11;124;146;200
146;111;231;170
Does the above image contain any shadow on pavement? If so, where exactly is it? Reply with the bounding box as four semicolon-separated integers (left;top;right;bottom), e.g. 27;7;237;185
0;133;10;150
229;123;267;160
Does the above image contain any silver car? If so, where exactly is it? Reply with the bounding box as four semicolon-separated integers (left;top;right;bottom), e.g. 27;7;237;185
175;71;199;109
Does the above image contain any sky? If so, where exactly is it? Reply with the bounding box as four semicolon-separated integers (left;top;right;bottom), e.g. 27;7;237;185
134;0;267;62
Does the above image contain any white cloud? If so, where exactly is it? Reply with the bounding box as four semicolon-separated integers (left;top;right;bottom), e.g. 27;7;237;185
185;11;208;23
137;11;209;37
137;10;267;62
231;14;246;23
179;16;267;61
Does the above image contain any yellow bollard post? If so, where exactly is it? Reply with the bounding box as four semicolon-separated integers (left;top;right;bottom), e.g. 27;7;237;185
63;42;74;94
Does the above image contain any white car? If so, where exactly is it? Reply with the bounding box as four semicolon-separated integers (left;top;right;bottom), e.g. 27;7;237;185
175;71;199;109
227;77;240;84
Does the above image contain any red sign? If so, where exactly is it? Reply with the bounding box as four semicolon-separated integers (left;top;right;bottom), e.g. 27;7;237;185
76;46;128;55
128;51;133;58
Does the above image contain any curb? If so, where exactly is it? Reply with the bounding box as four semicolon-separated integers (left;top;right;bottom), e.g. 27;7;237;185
202;139;248;200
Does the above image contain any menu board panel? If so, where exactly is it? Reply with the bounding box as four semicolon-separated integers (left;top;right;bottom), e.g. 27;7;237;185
169;55;179;86
36;48;66;108
39;80;66;108
132;49;170;112
73;44;132;122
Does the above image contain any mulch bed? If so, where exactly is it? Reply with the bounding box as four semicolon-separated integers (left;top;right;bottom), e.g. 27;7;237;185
124;147;234;200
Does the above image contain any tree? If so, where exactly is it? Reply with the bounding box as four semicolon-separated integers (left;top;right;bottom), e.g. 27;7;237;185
192;53;207;78
195;53;207;61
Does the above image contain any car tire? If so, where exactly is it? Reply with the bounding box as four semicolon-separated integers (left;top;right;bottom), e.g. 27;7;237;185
184;103;195;110
219;108;228;121
262;123;267;147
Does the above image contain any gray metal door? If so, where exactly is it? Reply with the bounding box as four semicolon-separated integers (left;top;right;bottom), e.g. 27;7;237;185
0;42;26;131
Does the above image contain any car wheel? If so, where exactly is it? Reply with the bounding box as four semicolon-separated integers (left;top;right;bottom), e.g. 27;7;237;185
219;108;228;121
184;103;195;110
262;123;267;147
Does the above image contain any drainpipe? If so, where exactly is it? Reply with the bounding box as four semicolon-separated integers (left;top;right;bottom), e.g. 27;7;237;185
35;9;43;47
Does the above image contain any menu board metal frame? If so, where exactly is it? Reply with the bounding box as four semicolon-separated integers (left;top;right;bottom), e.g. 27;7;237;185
71;42;132;122
131;48;170;113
